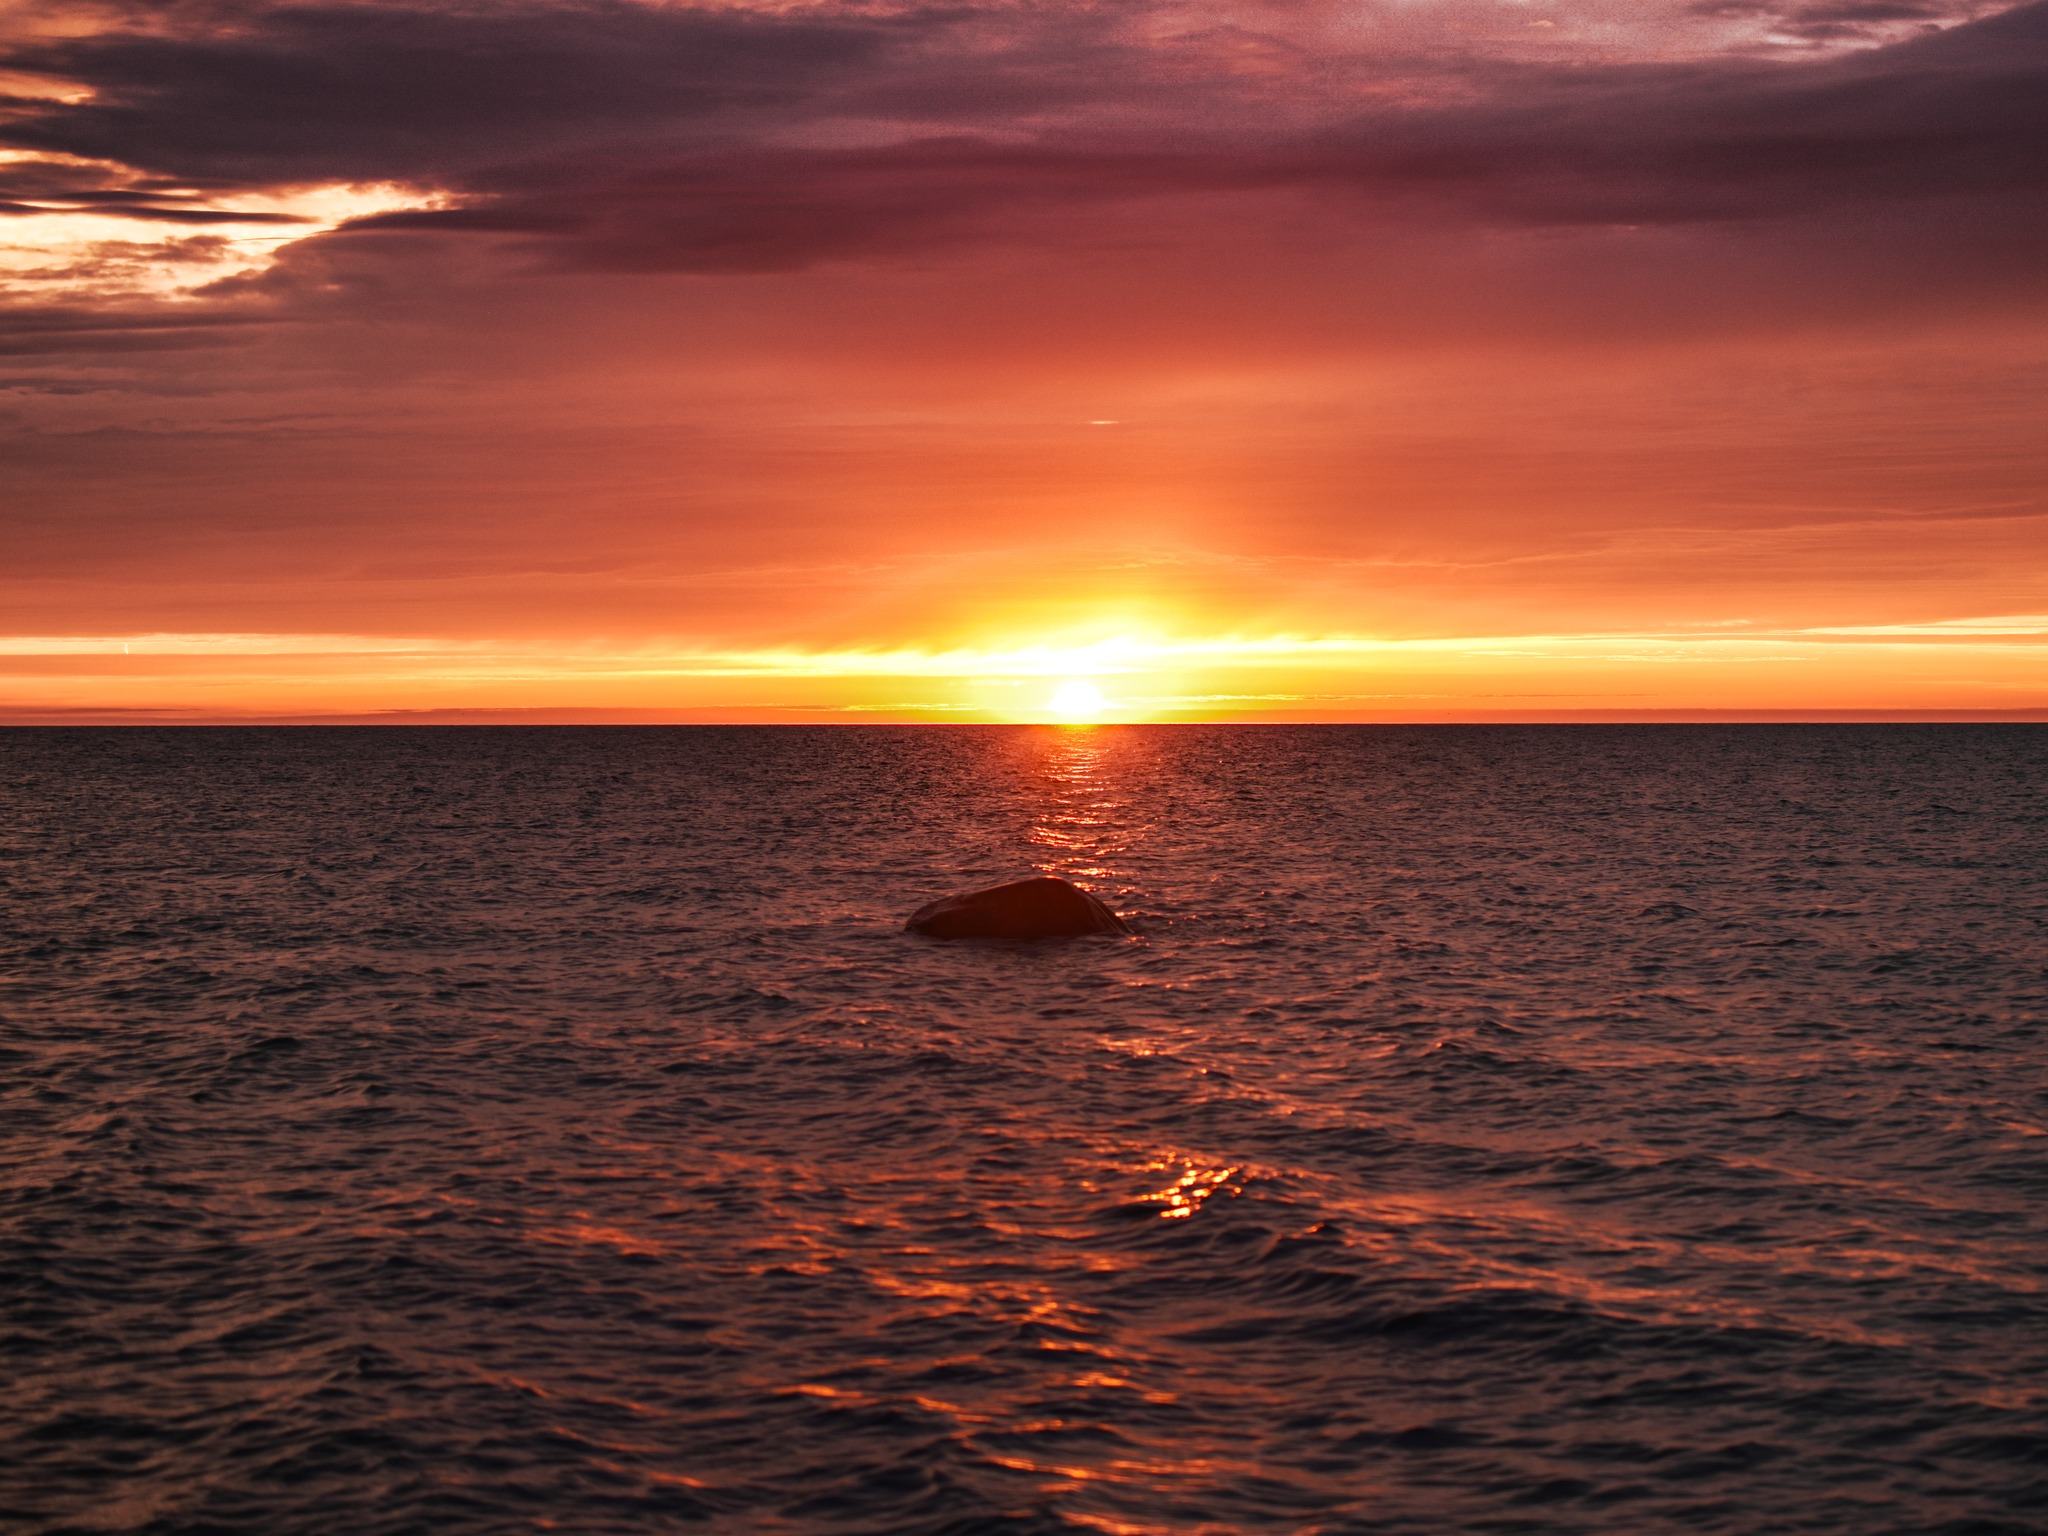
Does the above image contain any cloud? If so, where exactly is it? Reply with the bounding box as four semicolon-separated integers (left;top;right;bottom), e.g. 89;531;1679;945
0;1;907;184
0;298;268;354
0;0;2038;284
1687;0;2004;43
380;1;2048;277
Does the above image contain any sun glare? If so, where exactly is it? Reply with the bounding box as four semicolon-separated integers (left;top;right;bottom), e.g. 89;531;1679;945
1050;679;1106;721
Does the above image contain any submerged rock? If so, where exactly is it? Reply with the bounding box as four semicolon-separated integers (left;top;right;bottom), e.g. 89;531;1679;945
905;876;1130;942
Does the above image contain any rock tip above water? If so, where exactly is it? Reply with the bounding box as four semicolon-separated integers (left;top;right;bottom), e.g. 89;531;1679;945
906;875;1131;942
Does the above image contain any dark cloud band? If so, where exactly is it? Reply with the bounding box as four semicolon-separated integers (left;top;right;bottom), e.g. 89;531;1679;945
1;0;2042;276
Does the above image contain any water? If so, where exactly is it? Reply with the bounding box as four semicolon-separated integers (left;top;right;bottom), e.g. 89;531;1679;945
3;725;2045;1535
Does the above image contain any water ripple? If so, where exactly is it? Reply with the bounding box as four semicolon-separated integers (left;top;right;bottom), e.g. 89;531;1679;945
2;725;2045;1534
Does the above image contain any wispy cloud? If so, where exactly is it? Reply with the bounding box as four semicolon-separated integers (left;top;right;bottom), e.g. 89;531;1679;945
4;617;2042;667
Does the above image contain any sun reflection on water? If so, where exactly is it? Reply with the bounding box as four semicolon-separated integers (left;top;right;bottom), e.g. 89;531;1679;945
1026;727;1144;893
1140;1164;1245;1220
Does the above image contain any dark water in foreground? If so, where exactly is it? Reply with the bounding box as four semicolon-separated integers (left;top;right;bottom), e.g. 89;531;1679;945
4;726;2047;1536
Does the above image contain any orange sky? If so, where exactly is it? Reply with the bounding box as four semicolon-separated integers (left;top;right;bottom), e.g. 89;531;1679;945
2;0;2043;721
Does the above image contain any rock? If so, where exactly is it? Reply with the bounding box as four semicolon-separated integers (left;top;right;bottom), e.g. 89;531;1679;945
905;876;1130;942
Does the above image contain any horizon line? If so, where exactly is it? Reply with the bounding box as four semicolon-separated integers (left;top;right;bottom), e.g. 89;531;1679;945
5;709;2046;727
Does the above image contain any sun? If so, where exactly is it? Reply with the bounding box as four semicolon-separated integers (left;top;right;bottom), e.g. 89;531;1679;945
1049;679;1106;721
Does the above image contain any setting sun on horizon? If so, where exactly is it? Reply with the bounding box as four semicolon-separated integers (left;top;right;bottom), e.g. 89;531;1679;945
1048;680;1108;722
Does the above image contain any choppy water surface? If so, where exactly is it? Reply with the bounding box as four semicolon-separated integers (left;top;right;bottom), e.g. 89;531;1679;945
4;726;2047;1535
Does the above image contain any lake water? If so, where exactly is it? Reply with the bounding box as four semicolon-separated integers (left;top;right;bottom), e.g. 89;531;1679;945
3;725;2045;1534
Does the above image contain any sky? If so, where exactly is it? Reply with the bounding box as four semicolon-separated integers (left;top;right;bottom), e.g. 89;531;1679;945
2;0;2044;722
